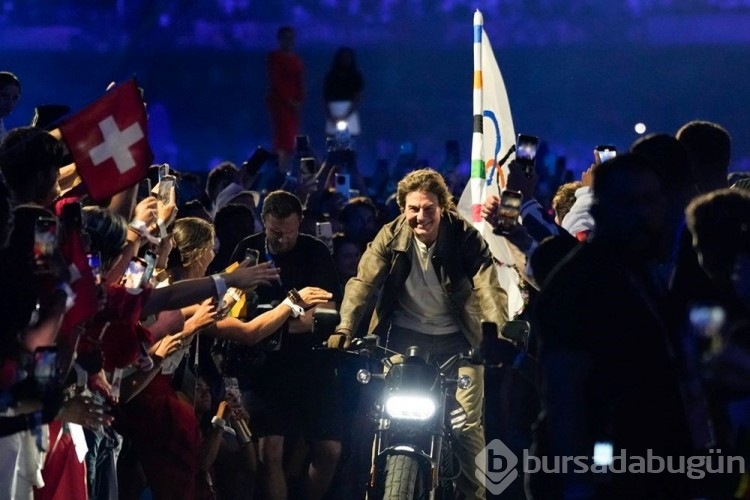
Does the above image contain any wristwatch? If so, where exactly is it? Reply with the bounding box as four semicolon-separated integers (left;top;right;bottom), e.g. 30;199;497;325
287;288;302;305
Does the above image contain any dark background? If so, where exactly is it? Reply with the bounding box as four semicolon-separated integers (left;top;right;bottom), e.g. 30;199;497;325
3;1;749;179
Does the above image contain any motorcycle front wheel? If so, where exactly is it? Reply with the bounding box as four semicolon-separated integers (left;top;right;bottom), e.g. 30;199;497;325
382;454;424;500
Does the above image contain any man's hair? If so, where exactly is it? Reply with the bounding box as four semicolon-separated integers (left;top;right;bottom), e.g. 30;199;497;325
0;127;65;201
262;190;303;220
592;152;662;202
552;181;582;222
630;133;692;192
339;196;378;224
396;168;455;212
686;188;750;268
676;120;731;177
206;161;240;202
0;71;21;90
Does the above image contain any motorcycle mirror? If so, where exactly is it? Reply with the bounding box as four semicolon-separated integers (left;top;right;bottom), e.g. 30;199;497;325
312;308;340;337
500;320;531;345
467;346;483;366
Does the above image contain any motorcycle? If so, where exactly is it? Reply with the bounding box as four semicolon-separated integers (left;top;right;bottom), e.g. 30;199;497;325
351;320;531;500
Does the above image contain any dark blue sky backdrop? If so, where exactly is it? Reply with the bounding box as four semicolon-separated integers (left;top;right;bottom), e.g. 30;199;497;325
3;2;749;177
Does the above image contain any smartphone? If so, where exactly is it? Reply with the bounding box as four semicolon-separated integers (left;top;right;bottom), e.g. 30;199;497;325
60;201;82;230
224;376;242;404
316;222;334;253
158;163;170;182
595;145;617;164
33;217;58;271
242;147;271;178
158;175;176;205
295;134;310;152
87;252;103;285
593;441;614;467
138;177;153;200
34;346;59;392
336;174;351;200
516;134;539;177
300;157;316;175
143;250;157;286
245;248;260;266
496;190;523;232
121;257;147;289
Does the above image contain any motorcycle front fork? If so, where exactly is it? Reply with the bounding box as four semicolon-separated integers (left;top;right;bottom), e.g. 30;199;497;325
369;426;445;496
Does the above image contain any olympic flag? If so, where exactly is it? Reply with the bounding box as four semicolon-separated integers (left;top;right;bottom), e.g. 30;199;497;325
457;10;524;317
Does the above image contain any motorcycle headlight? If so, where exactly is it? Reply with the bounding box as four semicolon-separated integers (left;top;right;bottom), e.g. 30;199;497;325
384;395;436;421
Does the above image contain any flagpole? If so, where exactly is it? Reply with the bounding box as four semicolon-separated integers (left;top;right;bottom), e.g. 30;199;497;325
469;10;486;226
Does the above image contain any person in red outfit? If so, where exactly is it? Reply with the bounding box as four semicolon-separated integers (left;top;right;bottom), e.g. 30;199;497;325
266;26;304;174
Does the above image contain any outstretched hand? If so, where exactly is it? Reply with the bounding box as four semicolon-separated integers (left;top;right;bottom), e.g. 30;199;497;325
58;394;113;430
184;298;219;334
297;287;333;308
227;261;280;290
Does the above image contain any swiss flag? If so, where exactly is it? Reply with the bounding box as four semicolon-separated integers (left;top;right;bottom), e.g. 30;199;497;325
59;79;153;201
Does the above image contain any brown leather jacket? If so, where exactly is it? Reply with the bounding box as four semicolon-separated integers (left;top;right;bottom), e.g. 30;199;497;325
337;210;508;346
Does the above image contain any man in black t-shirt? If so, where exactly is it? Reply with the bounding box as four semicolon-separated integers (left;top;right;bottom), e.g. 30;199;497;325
229;190;341;500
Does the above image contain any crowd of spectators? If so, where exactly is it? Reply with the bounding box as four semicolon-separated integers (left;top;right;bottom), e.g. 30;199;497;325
2;60;750;500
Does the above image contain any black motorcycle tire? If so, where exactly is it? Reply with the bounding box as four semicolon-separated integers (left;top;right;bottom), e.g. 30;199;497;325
382;454;422;499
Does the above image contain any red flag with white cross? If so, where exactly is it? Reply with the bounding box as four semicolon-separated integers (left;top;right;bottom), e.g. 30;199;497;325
60;79;153;201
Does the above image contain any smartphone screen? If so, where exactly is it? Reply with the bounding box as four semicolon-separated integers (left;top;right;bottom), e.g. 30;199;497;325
593;441;614;466
336;174;351;200
158;163;170;182
143;250;157;285
34;346;59;391
498;190;523;231
122;257;147;289
516;134;539;162
158;175;176;205
595;145;617;164
33;217;58;270
87;252;103;285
